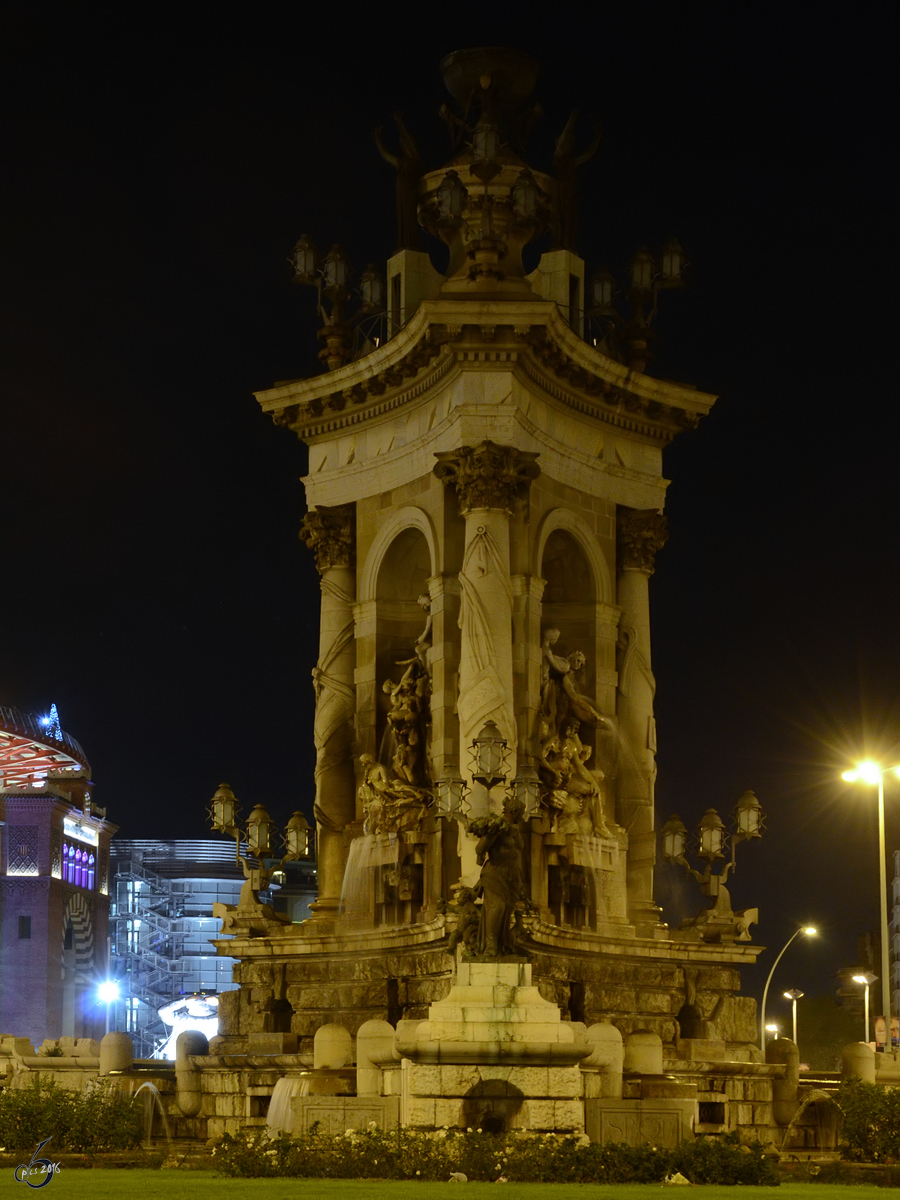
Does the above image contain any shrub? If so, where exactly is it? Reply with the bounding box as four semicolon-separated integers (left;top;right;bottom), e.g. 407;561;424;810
839;1079;900;1163
212;1126;779;1184
0;1076;142;1152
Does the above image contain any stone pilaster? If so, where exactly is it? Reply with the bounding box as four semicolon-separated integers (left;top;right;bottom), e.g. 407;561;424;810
299;504;357;927
434;443;539;817
615;507;668;928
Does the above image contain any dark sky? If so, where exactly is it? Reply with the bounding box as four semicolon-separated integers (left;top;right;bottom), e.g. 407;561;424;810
2;8;896;1012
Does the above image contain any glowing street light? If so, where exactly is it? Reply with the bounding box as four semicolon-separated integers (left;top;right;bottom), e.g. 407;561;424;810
842;759;899;1043
783;988;804;1046
765;1022;780;1041
853;971;878;1044
759;926;817;1050
97;979;119;1035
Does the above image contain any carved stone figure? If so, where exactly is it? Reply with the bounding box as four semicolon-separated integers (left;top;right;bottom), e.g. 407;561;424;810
383;652;431;788
539;629;608;737
358;754;428;835
375;111;421;251
469;796;526;958
551;109;602;251
447;884;481;956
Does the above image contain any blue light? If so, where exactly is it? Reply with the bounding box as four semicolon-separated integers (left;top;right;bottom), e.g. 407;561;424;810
97;980;119;1003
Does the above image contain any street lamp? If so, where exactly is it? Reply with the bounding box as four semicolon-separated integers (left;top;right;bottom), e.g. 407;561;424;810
853;971;878;1044
842;760;898;1044
759;925;817;1050
765;1022;780;1042
784;988;804;1046
97;979;119;1035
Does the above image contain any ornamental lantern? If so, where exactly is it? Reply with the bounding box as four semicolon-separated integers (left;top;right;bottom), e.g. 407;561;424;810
630;246;656;293
358;264;385;312
284;810;311;860
733;790;764;838
436;170;467;221
246;803;274;858
511;169;539;221
660;814;688;861
209;783;239;835
590;268;617;315
697;809;726;860
321;244;350;293
471;120;502;181
289;234;318;283
660;238;686;284
471;720;508;790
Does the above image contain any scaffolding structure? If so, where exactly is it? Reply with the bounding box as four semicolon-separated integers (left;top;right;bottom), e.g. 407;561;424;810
108;841;243;1058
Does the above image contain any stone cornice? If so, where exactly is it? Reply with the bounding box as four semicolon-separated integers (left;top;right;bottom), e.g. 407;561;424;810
255;300;716;445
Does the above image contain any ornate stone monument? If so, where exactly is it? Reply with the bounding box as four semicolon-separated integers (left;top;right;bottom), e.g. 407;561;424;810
209;46;770;1142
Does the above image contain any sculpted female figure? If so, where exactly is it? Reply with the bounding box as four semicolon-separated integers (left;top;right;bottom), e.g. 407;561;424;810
470;797;526;957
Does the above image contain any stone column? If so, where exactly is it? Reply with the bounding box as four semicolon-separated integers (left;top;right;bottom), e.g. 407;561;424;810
615;507;668;927
434;441;539;818
299;504;356;927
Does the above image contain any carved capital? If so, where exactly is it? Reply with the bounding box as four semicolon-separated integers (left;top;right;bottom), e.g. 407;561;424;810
299;504;355;571
434;441;540;512
617;508;668;574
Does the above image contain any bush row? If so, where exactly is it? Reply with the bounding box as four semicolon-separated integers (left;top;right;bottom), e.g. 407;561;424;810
213;1126;780;1185
0;1076;143;1152
838;1079;900;1163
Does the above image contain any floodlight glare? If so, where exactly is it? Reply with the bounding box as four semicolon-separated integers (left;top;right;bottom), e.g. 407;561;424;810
97;980;119;1003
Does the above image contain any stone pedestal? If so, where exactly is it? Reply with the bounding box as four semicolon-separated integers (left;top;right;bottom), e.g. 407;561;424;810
397;959;590;1133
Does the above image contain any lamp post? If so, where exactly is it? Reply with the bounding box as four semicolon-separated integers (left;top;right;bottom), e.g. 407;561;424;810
765;1022;780;1042
853;971;877;1044
759;926;817;1051
784;988;804;1046
842;760;898;1044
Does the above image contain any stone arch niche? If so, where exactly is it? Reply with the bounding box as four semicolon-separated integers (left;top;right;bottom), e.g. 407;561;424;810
531;510;626;932
350;515;437;929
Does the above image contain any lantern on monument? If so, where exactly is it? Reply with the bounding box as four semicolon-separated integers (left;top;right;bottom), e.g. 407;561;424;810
470;720;508;790
435;776;467;817
590;268;617;316
246;804;274;858
208;783;240;835
630;247;656;293
289;234;318;284
660;238;686;285
358;264;385;313
660;814;688;862
733;790;764;839
436;170;467;221
471;119;502;181
321;244;350;294
283;810;311;860
511;169;540;221
697;809;727;860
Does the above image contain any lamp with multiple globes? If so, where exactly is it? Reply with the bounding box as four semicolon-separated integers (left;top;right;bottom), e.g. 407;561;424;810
288;236;386;370
841;759;899;1045
207;784;312;907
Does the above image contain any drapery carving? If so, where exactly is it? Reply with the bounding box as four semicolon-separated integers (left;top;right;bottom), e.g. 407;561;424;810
457;522;516;749
434;440;539;513
616;508;668;574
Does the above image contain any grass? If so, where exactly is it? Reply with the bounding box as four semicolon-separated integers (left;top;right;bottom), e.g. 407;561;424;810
0;1176;891;1200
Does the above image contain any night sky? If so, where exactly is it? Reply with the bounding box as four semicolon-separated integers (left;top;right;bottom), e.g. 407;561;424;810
2;9;896;1014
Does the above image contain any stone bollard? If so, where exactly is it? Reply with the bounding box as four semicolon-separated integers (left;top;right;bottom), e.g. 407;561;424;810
314;1023;352;1070
583;1022;624;1098
623;1029;663;1075
766;1037;799;1126
842;1041;876;1083
356;1019;396;1097
99;1031;133;1076
175;1030;208;1117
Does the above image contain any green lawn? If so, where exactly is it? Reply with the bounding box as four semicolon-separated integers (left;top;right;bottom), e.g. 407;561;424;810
0;1177;890;1200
